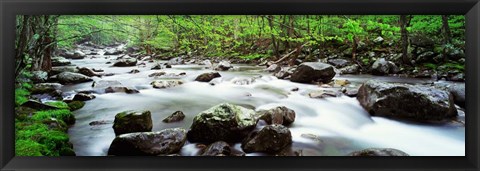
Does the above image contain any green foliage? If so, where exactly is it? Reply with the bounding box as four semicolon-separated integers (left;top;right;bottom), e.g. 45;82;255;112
442;62;465;72
423;63;437;70
16;122;70;156
15;88;30;106
240;53;269;60
15;139;46;156
68;101;85;111
31;109;73;124
45;101;70;109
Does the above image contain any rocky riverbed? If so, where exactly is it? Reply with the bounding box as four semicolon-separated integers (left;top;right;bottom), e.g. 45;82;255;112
29;43;465;156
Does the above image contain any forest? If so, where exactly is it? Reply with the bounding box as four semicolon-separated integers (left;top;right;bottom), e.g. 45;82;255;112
15;15;465;156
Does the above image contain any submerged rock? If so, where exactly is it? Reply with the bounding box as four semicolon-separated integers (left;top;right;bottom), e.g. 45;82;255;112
257;106;296;126
57;72;92;84
195;72;221;82
241;124;292;153
112;110;153;135
357;80;457;121
201;141;231;156
290;62;335;83
72;93;96;101
348;148;409;156
92;80;122;88
148;72;166;77
105;86;139;94
187;103;258;143
162;111;186;123
151;80;183;89
274;67;296;79
108;128;187;156
78;67;101;77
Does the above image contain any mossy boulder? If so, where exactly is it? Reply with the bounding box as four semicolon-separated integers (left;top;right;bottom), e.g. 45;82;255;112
67;101;85;111
113;110;153;135
187;103;258;143
108;128;187;156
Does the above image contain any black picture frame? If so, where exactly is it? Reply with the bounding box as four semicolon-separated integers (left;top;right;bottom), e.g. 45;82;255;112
1;0;479;170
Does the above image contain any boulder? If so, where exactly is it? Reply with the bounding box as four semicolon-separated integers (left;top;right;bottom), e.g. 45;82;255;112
78;67;101;77
339;64;360;75
21;100;60;110
200;60;213;67
187;103;258;143
274;67;296;79
151;63;163;70
257;106;296;126
72;93;96;101
357;80;457;121
201;141;231;156
195;72;221;82
129;69;140;74
52;57;71;66
151;80;183;89
373;36;384;44
108;128;187;156
290;62;335;83
327;58;350;68
50;66;79;75
168;57;184;65
162;111;186;123
265;64;281;73
349;148;409;156
31;71;49;83
113;57;137;67
105;86;139;94
104;49;124;55
92;80;122;88
214;61;233;71
148;72;166;77
308;90;339;98
57;72;92;84
434;82;465;108
410;35;435;48
371;58;399;75
112;110;153;135
241;125;292;153
31;83;63;94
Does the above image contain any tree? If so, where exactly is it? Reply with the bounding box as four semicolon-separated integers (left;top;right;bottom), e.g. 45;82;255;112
399;15;410;65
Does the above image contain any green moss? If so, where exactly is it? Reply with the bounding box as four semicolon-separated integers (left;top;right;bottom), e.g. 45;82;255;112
15;139;46;156
67;101;85;111
45;101;70;109
442;62;464;72
15;88;30;106
31;109;75;125
16;122;71;156
423;63;437;70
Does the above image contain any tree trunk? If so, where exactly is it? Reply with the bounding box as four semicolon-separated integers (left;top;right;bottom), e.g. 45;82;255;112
442;15;451;44
400;15;410;65
267;15;280;58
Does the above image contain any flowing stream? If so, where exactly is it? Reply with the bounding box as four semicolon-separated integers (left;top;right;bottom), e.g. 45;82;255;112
65;46;465;156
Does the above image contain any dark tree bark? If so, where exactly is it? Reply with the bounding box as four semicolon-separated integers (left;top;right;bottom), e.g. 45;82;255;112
442;15;451;44
400;15;410;65
267;15;280;58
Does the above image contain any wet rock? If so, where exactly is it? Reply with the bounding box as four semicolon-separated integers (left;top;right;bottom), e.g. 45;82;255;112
214;61;233;71
31;83;63;94
21;100;59;110
201;141;231;156
334;79;350;86
257;106;296;126
57;72;92;84
104;49;124;55
113;57;137;67
241;125;292;153
231;77;256;85
31;71;49;83
371;58;399;75
290;62;335;83
446;72;465;82
67;101;85;111
344;89;358;97
92;80;122;88
327;58;350;68
162;111;186;123
52;57;71;66
168;57;184;65
148;72;166;77
434;82;465;108
274;67;296;79
265;64;281;73
89;120;112;126
112;110;153;135
50;66;79;75
416;51;436;63
339;64;360;75
92;68;103;72
105;86;140;94
349;148;409;156
108;128;187;156
151;63;163;70
187;103;258;143
291;87;299;91
62;50;86;59
357;80;457;121
129;69;140;74
78;67;101;77
151;80;183;89
73;93;96;101
308;90;339;98
195;72;221;82
200;60;213;67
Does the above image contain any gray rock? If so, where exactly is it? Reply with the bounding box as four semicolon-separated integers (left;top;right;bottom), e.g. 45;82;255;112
52;57;71;66
241;125;292;153
290;62;335;83
257;106;296;126
195;72;221;82
57;72;92;84
113;57;137;67
112;110;153;135
162;111;186;123
151;80;183;89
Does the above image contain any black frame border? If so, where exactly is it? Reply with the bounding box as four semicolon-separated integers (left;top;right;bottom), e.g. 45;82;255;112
1;0;479;171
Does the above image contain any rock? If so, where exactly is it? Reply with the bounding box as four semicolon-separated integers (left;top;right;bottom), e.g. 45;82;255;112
274;67;296;79
89;120;112;126
200;60;213;67
104;49;124;55
151;80;183;89
67;101;85;111
105;86;139;94
410;35;435;47
21;100;59;110
112;110;153;135
357;80;457;121
195;72;221;82
265;64;281;73
73;93;96;101
373;36;384;44
257;106;296;126
31;83;63;94
50;66;79;75
92;80;122;88
308;90;338;98
62;50;86;59
344;89;358;97
231;77;256;85
165;63;172;68
31;71;49;83
108;128;187;156
327;59;350;68
126;47;140;53
339;64;360;75
446;72;465;82
434;82;465;108
349;148;409;156
241;125;292;153
291;87;299;91
290;62;335;83
151;63;163;70
371;58;398;75
214;61;233;71
57;72;92;84
148;72;166;77
168;57;184;65
334;79;350;86
78;67;100;77
416;51;436;63
129;69;140;74
113;57;137;67
187;103;258;143
201;141;231;156
162;111;186;123
52;57;71;66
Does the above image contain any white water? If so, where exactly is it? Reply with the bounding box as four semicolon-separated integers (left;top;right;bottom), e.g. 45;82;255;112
65;46;465;156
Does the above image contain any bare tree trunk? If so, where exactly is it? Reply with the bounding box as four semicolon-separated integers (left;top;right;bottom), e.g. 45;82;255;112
267;15;280;58
400;15;410;65
442;15;451;44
